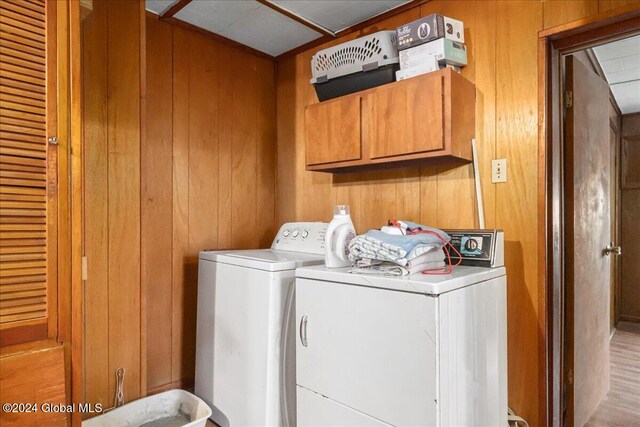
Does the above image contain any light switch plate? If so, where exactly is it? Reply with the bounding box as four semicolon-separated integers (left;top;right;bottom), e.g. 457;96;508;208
492;159;507;183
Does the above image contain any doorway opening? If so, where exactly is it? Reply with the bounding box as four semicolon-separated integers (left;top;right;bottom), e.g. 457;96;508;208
541;8;640;427
564;35;640;427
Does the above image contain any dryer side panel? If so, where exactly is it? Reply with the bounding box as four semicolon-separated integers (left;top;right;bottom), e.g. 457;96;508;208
437;276;508;426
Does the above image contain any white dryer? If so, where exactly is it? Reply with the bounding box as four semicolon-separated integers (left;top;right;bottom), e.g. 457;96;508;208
195;222;327;427
295;264;508;426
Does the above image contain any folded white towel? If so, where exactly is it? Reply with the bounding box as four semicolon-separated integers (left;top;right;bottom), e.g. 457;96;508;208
404;248;445;268
348;260;446;276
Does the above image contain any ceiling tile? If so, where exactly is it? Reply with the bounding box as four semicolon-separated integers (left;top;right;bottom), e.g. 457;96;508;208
622;54;640;71
593;36;640;61
270;0;411;33
607;68;640;84
611;81;640;114
600;58;624;74
592;35;640;114
145;0;177;15
174;0;323;56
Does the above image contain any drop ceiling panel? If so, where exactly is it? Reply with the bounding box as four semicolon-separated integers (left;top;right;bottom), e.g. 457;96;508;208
174;1;323;57
270;0;412;33
145;0;178;15
593;35;640;114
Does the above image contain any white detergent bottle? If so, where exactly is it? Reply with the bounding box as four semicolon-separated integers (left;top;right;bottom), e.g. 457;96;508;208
325;205;356;268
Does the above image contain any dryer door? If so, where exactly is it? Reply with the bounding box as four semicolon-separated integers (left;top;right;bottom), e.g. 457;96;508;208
296;278;438;426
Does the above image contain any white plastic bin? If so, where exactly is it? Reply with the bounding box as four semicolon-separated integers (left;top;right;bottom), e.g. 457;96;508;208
82;389;211;427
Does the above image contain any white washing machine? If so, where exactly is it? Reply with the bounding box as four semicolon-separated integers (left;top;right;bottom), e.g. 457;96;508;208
195;222;327;427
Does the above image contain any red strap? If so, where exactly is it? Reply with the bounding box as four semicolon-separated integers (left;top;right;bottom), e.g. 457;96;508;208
387;220;461;275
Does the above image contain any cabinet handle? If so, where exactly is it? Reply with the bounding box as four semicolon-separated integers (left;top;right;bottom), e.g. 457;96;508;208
300;315;308;347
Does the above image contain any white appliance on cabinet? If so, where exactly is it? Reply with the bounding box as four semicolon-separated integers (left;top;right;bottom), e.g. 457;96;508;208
195;222;327;427
295;265;508;427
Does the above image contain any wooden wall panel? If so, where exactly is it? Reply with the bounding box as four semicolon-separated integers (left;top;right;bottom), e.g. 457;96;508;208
475;0;498;229
231;50;258;249
183;31;219;382
83;0;144;408
543;0;598;29
495;3;542;426
144;17;277;393
0;345;66;426
170;26;190;387
217;44;234;249
142;16;173;391
256;58;277;248
598;0;640;12
82;0;109;408
106;0;142;403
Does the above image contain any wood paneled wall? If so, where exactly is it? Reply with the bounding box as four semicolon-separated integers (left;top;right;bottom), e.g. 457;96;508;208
83;0;144;408
143;14;276;393
275;1;638;425
83;3;277;407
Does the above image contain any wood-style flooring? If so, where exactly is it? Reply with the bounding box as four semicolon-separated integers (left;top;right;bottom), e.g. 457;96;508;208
586;321;640;427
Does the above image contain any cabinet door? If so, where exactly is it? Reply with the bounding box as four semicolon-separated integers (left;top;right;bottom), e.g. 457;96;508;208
368;73;444;159
296;278;438;426
305;96;361;165
0;0;58;345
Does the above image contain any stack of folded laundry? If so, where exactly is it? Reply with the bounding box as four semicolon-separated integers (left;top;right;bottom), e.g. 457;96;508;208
347;220;450;276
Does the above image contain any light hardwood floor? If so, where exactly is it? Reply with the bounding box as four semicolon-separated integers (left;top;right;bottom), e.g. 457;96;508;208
586;321;640;427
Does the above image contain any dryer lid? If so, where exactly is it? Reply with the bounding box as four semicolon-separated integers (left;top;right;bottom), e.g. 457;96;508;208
200;249;325;272
295;265;506;295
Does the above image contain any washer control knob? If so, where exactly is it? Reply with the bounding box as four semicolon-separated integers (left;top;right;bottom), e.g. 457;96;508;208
302;230;309;238
292;230;299;238
283;229;290;237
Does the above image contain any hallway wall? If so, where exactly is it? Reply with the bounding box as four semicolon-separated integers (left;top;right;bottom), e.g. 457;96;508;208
620;113;640;322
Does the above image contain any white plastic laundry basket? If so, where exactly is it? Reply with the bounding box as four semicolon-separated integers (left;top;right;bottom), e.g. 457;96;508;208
82;389;211;427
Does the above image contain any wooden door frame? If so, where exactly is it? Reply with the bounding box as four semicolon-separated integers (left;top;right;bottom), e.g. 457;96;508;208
538;5;640;427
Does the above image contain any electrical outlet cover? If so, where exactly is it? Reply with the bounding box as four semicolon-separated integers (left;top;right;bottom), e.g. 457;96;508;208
492;159;507;183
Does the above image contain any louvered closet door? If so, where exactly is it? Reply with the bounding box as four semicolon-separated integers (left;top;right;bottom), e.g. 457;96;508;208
0;0;56;345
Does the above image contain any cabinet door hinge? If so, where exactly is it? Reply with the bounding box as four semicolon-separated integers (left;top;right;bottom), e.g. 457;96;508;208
82;256;88;281
564;90;573;108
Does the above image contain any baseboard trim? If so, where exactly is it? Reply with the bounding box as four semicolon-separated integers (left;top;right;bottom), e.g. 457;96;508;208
147;378;194;396
619;315;640;324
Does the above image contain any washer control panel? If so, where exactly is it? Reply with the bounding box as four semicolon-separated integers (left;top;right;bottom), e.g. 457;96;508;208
271;222;328;255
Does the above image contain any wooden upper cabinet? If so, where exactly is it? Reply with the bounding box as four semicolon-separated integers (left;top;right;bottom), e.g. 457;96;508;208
368;73;444;159
305;95;361;165
305;68;475;172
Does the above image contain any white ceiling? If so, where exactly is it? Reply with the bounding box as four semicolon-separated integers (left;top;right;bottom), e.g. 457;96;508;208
174;1;322;57
145;0;176;15
145;0;411;57
270;0;411;34
593;35;640;114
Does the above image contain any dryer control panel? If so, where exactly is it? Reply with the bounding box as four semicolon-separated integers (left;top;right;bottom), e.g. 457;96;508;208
272;222;328;255
444;229;504;268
